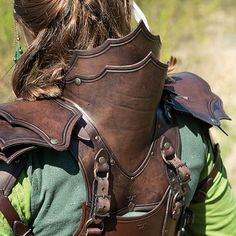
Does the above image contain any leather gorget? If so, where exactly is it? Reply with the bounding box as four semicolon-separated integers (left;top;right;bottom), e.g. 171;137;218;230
0;21;230;236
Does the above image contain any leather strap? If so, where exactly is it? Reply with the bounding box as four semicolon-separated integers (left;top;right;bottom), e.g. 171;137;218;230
0;191;32;235
0;158;27;196
0;157;32;235
192;144;221;203
0;191;21;228
70;114;112;235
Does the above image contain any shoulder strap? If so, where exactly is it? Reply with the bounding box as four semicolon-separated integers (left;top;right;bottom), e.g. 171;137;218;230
0;157;32;235
0;157;27;196
192;141;221;203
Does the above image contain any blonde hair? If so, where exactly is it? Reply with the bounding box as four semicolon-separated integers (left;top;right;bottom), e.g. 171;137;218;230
13;0;131;100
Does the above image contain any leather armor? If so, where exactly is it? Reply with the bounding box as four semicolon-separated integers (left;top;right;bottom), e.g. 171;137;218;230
0;21;230;236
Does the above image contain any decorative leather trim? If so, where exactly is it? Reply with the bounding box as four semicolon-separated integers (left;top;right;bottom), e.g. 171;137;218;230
68;52;168;83
65;21;162;81
0;98;82;163
72;21;160;57
164;72;231;127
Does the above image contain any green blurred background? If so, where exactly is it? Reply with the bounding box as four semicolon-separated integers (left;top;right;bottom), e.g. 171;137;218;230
0;0;236;192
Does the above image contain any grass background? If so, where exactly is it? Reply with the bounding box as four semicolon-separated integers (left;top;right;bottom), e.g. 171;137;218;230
0;0;236;191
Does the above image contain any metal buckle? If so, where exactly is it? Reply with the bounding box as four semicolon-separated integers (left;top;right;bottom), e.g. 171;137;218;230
85;218;104;236
94;168;109;181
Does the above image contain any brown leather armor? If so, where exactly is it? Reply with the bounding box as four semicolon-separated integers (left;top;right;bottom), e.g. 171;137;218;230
0;21;230;236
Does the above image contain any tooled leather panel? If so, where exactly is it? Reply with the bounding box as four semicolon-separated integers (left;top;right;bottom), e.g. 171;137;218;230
65;21;161;81
164;72;231;127
0;98;82;163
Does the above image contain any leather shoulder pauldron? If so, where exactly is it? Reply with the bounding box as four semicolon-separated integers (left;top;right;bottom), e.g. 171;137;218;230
164;72;230;127
0;98;81;164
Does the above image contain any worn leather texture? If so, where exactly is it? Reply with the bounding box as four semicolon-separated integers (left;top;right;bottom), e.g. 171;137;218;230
0;98;82;164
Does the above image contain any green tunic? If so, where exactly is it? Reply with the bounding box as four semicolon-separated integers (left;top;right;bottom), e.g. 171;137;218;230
0;114;236;236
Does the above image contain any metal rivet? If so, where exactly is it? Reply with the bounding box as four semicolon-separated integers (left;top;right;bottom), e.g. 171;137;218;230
95;136;100;141
98;156;106;164
164;142;170;149
130;177;134;181
50;138;58;145
151;152;154;156
110;159;115;165
74;77;82;86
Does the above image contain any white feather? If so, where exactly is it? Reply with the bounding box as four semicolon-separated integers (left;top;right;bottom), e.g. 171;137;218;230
132;2;150;31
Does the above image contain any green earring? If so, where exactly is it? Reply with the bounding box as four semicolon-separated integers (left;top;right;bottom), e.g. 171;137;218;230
14;22;23;63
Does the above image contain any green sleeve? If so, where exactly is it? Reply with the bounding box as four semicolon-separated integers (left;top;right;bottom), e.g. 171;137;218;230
177;114;236;235
185;144;236;236
177;114;209;206
0;168;31;236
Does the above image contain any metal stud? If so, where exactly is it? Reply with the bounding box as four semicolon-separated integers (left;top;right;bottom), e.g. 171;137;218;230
50;138;59;145
110;159;115;165
74;77;82;86
164;142;171;149
95;136;100;141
